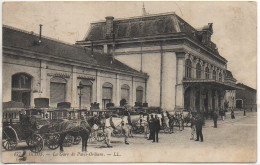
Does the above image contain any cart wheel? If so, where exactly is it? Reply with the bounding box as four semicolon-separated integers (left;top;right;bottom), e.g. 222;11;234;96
88;132;95;143
64;135;73;147
46;134;60;150
2;139;17;151
73;136;81;145
138;126;144;134
28;134;44;153
95;130;105;142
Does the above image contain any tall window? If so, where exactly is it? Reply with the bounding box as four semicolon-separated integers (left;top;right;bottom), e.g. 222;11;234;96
205;67;210;79
213;70;216;80
136;86;144;103
219;72;222;82
121;84;130;104
50;77;66;107
12;73;32;107
102;82;113;109
185;59;192;78
196;63;202;79
79;80;92;108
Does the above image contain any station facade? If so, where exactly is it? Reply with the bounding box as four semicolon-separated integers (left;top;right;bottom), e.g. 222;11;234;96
76;12;241;112
3;26;148;109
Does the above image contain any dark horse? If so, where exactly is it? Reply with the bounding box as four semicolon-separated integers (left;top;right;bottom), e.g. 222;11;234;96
53;116;101;152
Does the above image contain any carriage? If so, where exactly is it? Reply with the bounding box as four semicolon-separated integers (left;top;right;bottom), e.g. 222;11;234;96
2;108;46;153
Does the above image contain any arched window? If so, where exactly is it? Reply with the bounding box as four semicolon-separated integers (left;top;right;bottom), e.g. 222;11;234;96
50;77;67;107
205;67;210;79
136;86;144;103
213;70;216;80
219;72;222;82
79;80;93;107
196;63;202;79
12;73;32;107
102;82;113;109
185;59;192;78
121;84;130;104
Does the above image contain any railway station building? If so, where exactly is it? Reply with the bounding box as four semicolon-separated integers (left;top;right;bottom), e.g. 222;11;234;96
2;26;148;109
76;12;241;112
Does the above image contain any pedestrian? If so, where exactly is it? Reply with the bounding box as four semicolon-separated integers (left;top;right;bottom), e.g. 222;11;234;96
231;109;235;119
190;114;196;140
121;116;130;145
148;114;155;140
213;111;218;128
154;115;160;143
103;114;115;148
195;113;203;142
244;109;246;116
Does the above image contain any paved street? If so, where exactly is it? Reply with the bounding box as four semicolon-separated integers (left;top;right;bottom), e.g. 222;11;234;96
2;111;257;163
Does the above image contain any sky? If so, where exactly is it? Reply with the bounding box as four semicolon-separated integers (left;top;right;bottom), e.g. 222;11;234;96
2;1;257;89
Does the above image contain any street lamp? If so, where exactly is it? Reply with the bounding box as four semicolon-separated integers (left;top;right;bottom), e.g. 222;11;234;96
78;82;84;109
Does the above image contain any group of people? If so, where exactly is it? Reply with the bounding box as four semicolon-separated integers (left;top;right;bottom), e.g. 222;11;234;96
190;113;204;142
147;114;161;143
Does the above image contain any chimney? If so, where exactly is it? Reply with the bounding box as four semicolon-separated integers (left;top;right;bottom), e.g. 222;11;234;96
39;24;43;43
105;16;114;38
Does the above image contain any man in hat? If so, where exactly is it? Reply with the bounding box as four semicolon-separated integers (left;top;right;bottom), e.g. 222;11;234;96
154;115;160;143
195;113;203;142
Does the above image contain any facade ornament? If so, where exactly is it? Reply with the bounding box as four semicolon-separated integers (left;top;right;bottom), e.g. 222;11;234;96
77;75;95;80
47;73;71;78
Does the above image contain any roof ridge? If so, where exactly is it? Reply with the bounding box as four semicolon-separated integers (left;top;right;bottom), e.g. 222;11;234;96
91;12;176;24
3;24;85;50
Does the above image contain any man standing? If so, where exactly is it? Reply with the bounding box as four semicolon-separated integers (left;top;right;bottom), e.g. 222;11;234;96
148;114;155;141
154;115;160;143
213;111;218;128
190;114;196;140
195;113;203;142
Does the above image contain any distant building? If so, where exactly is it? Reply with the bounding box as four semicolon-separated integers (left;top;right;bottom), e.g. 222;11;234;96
224;70;237;109
236;83;257;111
3;25;148;109
77;12;242;112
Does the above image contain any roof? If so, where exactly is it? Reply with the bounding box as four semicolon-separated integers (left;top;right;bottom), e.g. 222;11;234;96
236;83;256;92
3;25;147;78
225;70;234;79
82;12;220;56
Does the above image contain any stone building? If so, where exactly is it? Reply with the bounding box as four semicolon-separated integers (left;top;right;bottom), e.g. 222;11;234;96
3;25;148;109
76;12;241;112
235;83;257;111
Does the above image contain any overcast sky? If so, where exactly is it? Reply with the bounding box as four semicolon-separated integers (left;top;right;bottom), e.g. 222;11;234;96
3;1;257;89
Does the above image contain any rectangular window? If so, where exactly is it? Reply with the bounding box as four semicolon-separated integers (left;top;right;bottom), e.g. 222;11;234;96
121;88;129;103
81;86;92;107
50;82;66;107
136;90;143;103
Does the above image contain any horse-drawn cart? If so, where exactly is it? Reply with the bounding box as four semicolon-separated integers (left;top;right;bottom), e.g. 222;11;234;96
2;108;45;153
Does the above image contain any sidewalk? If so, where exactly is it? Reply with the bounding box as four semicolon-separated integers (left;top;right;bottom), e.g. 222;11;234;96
203;110;250;128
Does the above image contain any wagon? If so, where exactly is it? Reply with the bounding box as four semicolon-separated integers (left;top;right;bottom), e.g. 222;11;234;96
2;108;45;153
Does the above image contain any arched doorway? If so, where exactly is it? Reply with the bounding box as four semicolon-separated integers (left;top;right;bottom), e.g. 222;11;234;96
204;91;209;113
195;90;200;112
184;87;191;111
212;90;216;111
12;73;32;107
121;84;130;105
136;86;144;103
50;77;67;107
102;82;113;109
78;80;93;108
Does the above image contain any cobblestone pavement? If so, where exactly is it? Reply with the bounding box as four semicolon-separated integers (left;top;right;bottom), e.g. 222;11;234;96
2;111;257;163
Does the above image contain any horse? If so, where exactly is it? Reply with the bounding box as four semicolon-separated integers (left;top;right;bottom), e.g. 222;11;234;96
52;115;102;152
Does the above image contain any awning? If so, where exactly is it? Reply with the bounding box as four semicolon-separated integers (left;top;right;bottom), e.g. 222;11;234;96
182;79;244;90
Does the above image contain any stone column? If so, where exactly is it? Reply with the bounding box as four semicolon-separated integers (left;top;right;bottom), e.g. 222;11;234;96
40;60;47;98
132;77;136;107
71;66;78;108
115;74;120;106
96;70;102;106
175;53;185;110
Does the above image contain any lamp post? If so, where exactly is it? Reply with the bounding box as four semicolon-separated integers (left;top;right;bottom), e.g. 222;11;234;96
78;82;84;109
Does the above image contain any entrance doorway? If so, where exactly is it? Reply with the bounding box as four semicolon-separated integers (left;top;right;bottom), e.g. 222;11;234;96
195;90;200;112
184;87;191;111
11;73;32;107
236;99;243;108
